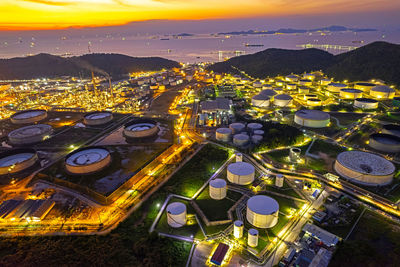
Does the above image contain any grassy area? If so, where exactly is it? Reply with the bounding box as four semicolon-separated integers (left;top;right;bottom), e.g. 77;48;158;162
330;210;400;267
194;188;242;221
377;113;400;123
308;139;347;157
330;112;367;126
264;181;302;199
163;144;231;197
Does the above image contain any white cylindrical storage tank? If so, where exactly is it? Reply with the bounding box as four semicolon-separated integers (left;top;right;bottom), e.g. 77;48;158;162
236;153;243;162
227;162;255;185
247;123;263;133
274;88;283;94
83;111;113;126
354;98;378;109
275;80;284;87
294;110;330;128
275;174;284;188
303;73;316;80
166;202;187;228
216;128;232;142
369;133;400;153
285;75;299;82
10;109;47;125
209;178;227;200
340;89;363;99
253;81;262;88
274;94;293;107
8;124;53;145
124;119;159;138
233;134;249;146
260;89;277;99
370;85;395;99
334;151;394;186
65;147;112;175
327;83;347;93
233;220;244;239
299;79;312;86
354;82;376;92
286;83;297;90
248;229;259;247
252;135;263;144
246;195;279;228
251;94;270;108
306;98;322;106
262;84;272;90
0;148;38;175
298;86;310;94
320;78;331;86
229;123;246;134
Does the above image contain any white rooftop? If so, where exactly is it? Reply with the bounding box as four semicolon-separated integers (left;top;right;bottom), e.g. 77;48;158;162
247;195;279;215
166;202;186;215
228;162;254;176
210;178;227;188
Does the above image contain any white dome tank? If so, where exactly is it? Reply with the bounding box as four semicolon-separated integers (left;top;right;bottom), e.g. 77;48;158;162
166;202;187;228
274;94;293;107
340;89;363;99
8;124;53;145
229;123;246;134
10;109;47;125
227;162;255;185
370;85;395;99
294;110;330;128
233;134;250;146
234;220;244;238
354;82;376;92
216;128;232;142
65;147;111;175
209;178;227;200
248;228;259;247
285;74;299;82
327;83;347;92
246;195;279;228
251;94;270;108
354;98;378;109
84;111;113;126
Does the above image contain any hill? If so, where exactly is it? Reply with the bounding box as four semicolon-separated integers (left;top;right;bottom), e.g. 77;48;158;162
208;41;400;85
0;53;180;80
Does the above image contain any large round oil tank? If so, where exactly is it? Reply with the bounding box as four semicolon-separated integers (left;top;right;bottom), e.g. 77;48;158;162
251;94;270;108
382;124;400;137
227;162;255;185
247;123;263;133
286;83;297;90
340;89;363;99
234;220;244;238
369;133;400;153
0;148;38;175
10;109;47;125
209;178;227;200
233;134;250;146
354;82;376;92
275;80;285;87
65;147;112;175
83;111;113;126
370;85;395;99
236;152;243;162
8;124;53;145
274;94;293;107
247;195;279;228
262;84;272;90
320;78;331;86
306;98;322;106
216;128;232;142
327;83;347;92
259;89;277;98
294;110;330;128
248;229;259;247
229;123;246;134
253;81;262;88
123;119;159;138
354;98;378;109
166;202;187;228
299;79;312;86
298;86;310;94
285;75;299;82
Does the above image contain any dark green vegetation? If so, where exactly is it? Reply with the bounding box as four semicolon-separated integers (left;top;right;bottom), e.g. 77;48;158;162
208;42;400;86
330;210;400;267
0;53;180;80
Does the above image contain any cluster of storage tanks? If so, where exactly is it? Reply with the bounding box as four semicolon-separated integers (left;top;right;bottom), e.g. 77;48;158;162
368;124;400;153
215;122;264;146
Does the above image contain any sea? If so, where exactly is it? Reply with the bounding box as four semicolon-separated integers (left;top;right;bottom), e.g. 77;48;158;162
0;30;399;63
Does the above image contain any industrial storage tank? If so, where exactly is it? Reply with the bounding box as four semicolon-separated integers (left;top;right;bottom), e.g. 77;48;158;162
262;84;272;90
320;78;331;86
227;162;255;185
382;124;400;137
303;73;316;80
354;82;376;92
298;86;310;94
306;98;322;106
299;79;312;86
275;80;285;87
166;202;187;228
216;128;232;142
274;88;284;94
8;124;53;145
236;153;243;162
10;109;47;124
334;151;395;186
253;81;262;88
285;74;299;82
246;195;279;228
233;134;250;146
83;111;113;126
289;147;301;162
274;94;293;107
65;147;112;175
260;89;277;98
251;94;270;108
340;89;363;99
370;85;395;99
254;130;264;136
248;229;259;247
294;110;330;128
209;178;227;200
247;123;263;133
275;174;284;187
233;220;244;238
369;133;400;153
327;83;347;92
286;83;297;90
123;119;159;138
229;123;246;134
0;148;38;175
354;98;378;109
251;135;263;144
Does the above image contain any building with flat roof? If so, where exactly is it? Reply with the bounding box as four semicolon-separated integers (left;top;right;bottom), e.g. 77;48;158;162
303;223;340;247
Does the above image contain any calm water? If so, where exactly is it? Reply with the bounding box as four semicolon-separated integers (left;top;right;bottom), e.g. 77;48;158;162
0;30;399;63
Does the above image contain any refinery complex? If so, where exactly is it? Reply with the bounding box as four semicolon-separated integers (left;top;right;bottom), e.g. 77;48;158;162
1;64;400;267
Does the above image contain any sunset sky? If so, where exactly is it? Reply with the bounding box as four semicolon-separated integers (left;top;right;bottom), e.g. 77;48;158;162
1;0;400;30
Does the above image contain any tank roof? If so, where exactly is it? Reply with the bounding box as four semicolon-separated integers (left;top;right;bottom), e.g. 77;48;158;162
295;110;330;121
355;82;376;86
0;152;35;167
125;122;155;132
228;162;254;176
8;124;52;138
249;228;259;235
66;147;110;166
233;134;249;140
371;85;395;93
247;195;279;215
275;94;292;100
234;220;243;227
210;178;227;188
328;82;346;87
11;110;46;120
167;202;186;215
355;98;378;103
370;133;400;145
341;88;363;93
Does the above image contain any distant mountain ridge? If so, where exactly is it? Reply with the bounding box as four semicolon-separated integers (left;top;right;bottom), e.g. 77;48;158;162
218;25;377;35
0;53;180;80
208;41;400;86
